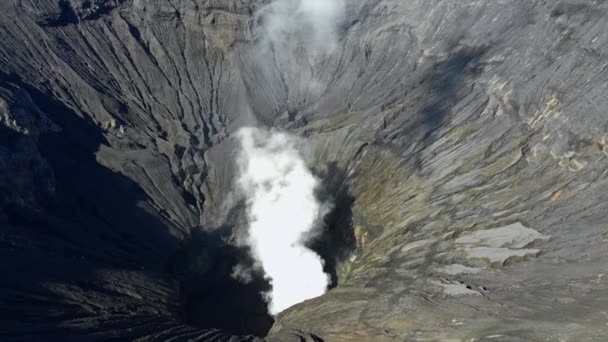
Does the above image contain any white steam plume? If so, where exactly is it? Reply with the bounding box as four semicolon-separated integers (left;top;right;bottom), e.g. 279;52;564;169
259;0;345;52
229;0;344;315
236;127;329;315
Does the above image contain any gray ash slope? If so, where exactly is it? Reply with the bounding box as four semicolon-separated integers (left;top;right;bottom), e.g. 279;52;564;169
2;0;608;341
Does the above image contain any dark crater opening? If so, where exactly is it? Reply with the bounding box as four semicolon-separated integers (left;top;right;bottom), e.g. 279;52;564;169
171;226;274;337
309;162;356;289
171;163;355;337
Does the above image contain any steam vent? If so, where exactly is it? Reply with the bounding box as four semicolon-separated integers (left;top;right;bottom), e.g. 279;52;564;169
2;0;608;341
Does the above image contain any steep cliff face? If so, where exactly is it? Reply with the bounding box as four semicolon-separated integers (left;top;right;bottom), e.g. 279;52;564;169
2;0;608;341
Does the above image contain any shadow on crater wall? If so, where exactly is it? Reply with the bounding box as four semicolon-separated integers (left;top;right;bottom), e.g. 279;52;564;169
422;45;487;141
404;44;489;170
0;72;183;340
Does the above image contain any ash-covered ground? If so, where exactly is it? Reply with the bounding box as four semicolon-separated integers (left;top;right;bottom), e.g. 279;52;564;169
1;0;608;341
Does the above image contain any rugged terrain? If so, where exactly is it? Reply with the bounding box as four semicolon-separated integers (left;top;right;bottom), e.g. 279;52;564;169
2;0;608;341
